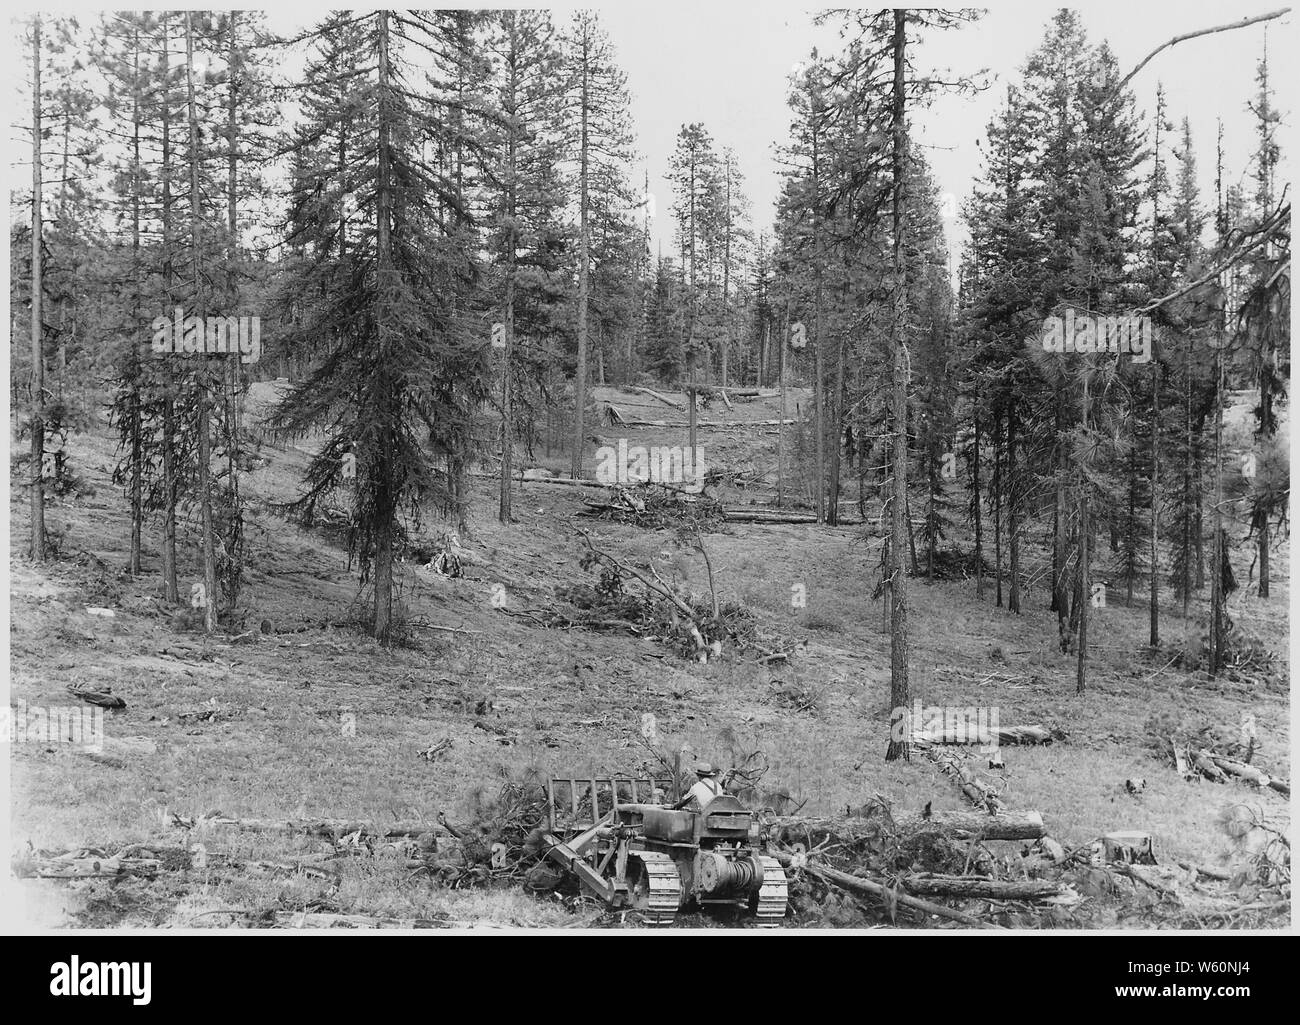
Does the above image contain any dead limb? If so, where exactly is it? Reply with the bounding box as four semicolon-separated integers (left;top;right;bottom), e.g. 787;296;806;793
914;725;1053;746
773;851;1004;929
900;874;1070;900
272;912;502;930
1117;9;1290;92
913;740;1004;812
631;386;685;411
13;853;161;879
576;528;697;622
176;813;441;840
768;810;1045;842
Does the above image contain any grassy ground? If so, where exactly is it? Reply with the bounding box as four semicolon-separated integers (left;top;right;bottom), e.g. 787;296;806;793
7;383;1290;928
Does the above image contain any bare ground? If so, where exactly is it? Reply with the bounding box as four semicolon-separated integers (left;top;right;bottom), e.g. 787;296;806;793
7;384;1290;928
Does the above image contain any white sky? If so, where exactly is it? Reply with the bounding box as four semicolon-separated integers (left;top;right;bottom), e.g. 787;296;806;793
593;1;1294;264
12;2;1296;267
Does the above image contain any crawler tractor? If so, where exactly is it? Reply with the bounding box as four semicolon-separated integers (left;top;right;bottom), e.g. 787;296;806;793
540;773;788;925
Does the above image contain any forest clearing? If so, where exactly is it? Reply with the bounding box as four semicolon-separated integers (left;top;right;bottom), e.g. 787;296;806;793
5;5;1292;941
8;382;1290;929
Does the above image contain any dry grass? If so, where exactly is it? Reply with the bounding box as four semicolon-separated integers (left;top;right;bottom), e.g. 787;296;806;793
7;388;1289;927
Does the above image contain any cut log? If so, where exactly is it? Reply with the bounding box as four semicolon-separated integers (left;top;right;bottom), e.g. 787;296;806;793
916;742;1004;812
272;912;500;930
721;508;862;525
496;474;610;490
722;508;815;523
768;810;1045;842
1191;750;1227;782
1175;858;1232;881
689;385;781;400
631;386;685;411
182;815;443;840
914;725;1053;746
618;417;799;429
66;685;126;710
772;852;1003;929
13;854;161;879
1103;831;1156;864
1209;754;1273;789
900;874;1070;900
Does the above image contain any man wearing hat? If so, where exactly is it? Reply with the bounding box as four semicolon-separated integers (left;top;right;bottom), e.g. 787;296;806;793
675;762;726;810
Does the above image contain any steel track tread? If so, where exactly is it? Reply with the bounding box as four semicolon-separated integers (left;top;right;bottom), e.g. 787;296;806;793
754;856;788;925
632;852;682;926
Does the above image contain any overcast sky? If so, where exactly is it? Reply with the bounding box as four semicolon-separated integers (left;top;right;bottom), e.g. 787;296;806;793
593;1;1293;263
259;3;1294;263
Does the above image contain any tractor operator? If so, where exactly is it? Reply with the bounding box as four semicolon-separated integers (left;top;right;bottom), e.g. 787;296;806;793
675;762;726;809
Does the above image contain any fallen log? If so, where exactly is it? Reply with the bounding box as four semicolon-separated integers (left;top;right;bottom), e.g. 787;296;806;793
773;852;1003;929
1175;858;1232;881
1191;750;1227;782
66;685;126;710
769;810;1045;842
618;417;799;429
722;508;815;523
512;475;608;490
272;912;502;930
631;386;685;411
900;874;1070;900
914;725;1053;746
915;742;1004;812
179;814;442;840
13;854;161;879
1208;754;1274;789
721;508;863;525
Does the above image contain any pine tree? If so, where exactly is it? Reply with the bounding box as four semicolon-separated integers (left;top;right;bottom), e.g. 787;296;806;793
270;11;491;643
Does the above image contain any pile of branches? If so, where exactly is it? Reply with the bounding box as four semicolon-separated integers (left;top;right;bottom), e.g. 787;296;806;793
579;482;725;531
914;547;993;583
1144;710;1290;796
766;798;1078;929
1218;803;1290;892
1216;627;1288;690
557;528;758;662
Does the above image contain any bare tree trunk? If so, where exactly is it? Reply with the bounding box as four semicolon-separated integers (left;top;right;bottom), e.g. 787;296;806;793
499;18;519;523
1007;401;1021;614
993;409;1002;608
972;409;983;599
828;328;845;526
128;26;143;576
223;11;244;611
776;305;787;508
29;16;46;563
1194;475;1205;589
811;129;825;525
884;9;910;763
1077;378;1090;694
160;13;178;604
570;29;591;481
1182;348;1192;622
1209;342;1226;673
372;9;395;642
1149;360;1160;646
687;333;698;456
185;13;217;634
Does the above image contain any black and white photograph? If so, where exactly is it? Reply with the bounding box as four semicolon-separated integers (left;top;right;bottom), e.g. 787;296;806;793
1;0;1294;983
